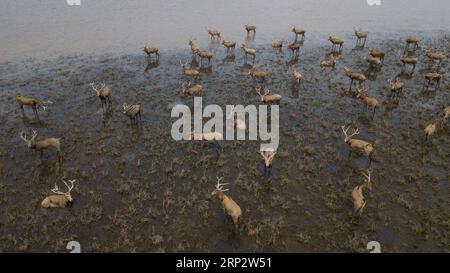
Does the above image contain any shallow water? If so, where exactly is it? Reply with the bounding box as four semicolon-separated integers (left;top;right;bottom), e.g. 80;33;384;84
0;1;449;253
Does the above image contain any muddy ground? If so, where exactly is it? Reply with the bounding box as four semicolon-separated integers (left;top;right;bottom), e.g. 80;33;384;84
0;34;449;252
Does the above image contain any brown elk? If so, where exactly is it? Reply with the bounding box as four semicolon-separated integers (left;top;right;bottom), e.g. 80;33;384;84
188;39;200;56
207;28;221;40
344;67;366;91
241;44;256;62
329;36;344;52
248;68;267;81
341;126;374;162
356;87;379;118
20;130;61;157
197;50;214;66
288;41;301;58
351;170;372;216
291;69;303;84
424;117;444;139
388;77;405;97
423;72;442;90
182;82;203;96
354;29;368;47
320;56;337;69
255;87;282;103
16;95;52;116
89;82;112;109
404;36;420;53
272;41;283;51
364;57;382;67
400;55;417;72
211;177;242;228
228;106;246;131
292;26;306;41
41;180;76;208
222;40;236;53
143;45;159;60
425;50;445;68
122;103;141;125
244;24;256;35
444;106;450;120
180;61;200;78
369;49;385;63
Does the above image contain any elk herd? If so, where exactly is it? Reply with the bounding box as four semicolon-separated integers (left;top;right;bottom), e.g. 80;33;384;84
14;24;448;230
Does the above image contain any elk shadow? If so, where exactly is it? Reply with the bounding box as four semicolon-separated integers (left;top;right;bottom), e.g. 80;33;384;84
221;54;236;64
245;33;256;44
145;60;160;72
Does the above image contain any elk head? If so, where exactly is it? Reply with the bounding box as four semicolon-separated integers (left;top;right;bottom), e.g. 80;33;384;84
52;179;76;202
19;130;38;149
341;125;360;143
211;176;229;197
89;82;105;96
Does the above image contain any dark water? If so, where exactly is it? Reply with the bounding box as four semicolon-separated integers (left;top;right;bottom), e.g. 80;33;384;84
0;1;449;253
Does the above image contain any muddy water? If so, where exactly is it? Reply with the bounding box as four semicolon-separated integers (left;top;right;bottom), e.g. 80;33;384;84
1;33;449;252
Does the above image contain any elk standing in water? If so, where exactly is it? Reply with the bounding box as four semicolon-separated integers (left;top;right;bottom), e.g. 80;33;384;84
122;103;141;125
244;24;256;35
354;29;368;47
241;44;256;63
425;50;445;69
16;95;52;117
248;68;268;82
207;28;221;40
180;61;200;78
423;72;442;90
211;177;242;229
424;117;444;139
404;36;420;53
291;69;303;84
328;36;344;52
89;82;112;110
143;45;159;60
344;67;366;91
181;82;203;96
20;130;61;158
341;126;374;163
356;87;379;119
351;171;372;216
222;40;236;54
388;77;405;97
197;49;214;66
320;56;337;69
400;55;418;73
41;180;76;208
369;49;385;63
292;26;306;41
288;41;301;58
272;41;283;51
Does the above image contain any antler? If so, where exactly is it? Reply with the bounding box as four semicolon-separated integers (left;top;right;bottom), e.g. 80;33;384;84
362;170;371;183
63;179;76;193
263;88;270;96
19;131;28;142
31;130;38;141
123;103;131;111
255;87;262;96
215;176;229;192
51;184;65;195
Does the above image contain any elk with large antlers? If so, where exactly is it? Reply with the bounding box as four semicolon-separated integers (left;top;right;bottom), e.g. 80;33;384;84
344;67;366;91
255;87;282;103
260;148;276;169
20;130;61;157
244;24;256;35
211;177;242;228
356;87;379;118
16;95;52;116
388;77;405;97
123;103;141;125
41;180;76;208
143;45;159;60
351;170;372;216
180;61;200;78
354;29;368;47
241;44;256;62
328;36;344;52
182;82;203;96
341;126;374;161
89;82;112;109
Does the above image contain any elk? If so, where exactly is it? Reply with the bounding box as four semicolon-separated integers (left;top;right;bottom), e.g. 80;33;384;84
228;106;246;131
291;69;303;84
143;45;159;60
207;28;221;40
369;49;385;63
444;106;450;120
388;77;405;97
400;55;417;72
292;26;306;41
356;87;379;118
255;87;282;103
354;29;368;47
328;36;344;52
241;44;256;62
248;68;268;81
423;72;442;90
196;49;214;66
222;40;236;53
19;130;61;157
288;41;301;58
424;117;444;139
182;82;203;96
404;36;420;53
188;39;200;56
89;82;112;108
41;180;76;208
425;50;445;67
191;130;224;148
344;67;366;91
122;103;141;125
320;57;337;69
341;125;374;161
211;177;242;228
16;95;52;116
364;57;382;67
260;148;276;169
351;170;372;216
244;24;256;35
272;41;283;50
180;61;200;78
